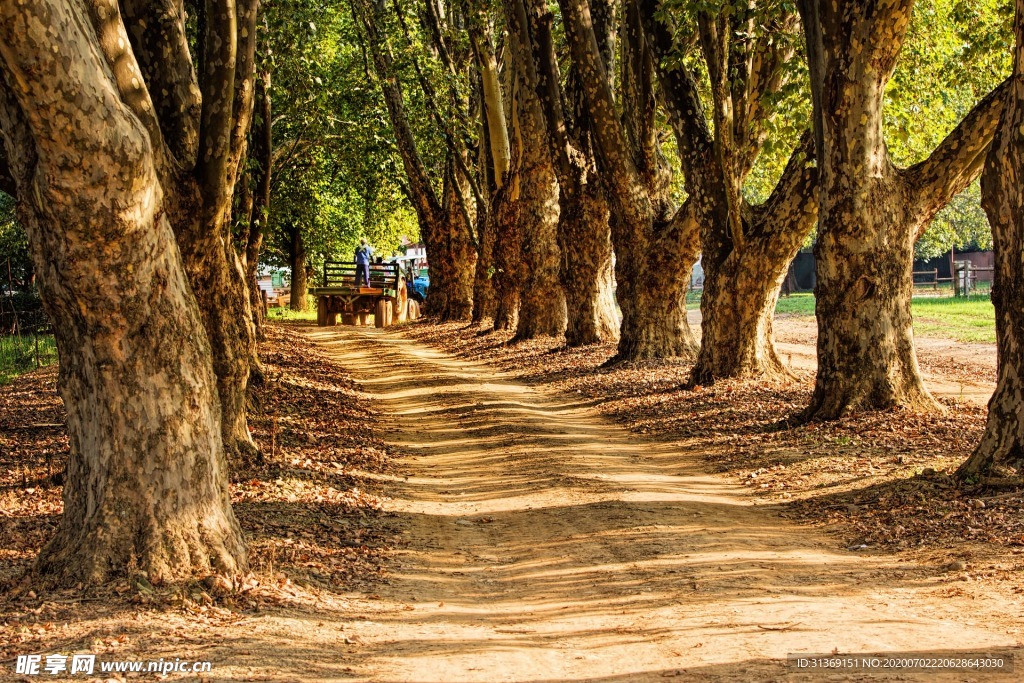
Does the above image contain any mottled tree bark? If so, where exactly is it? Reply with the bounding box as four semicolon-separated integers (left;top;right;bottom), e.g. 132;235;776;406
525;0;618;346
119;0;260;457
244;70;272;341
506;0;566;340
799;0;1008;419
638;1;818;384
0;0;246;584
958;1;1024;478
429;159;478;321
558;182;618;345
491;180;523;330
472;83;497;323
559;0;698;361
690;138;818;384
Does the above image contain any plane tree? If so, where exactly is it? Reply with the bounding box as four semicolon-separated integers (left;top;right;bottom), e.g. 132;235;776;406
0;0;248;584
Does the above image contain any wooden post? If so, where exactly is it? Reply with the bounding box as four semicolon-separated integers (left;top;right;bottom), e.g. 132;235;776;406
317;296;327;326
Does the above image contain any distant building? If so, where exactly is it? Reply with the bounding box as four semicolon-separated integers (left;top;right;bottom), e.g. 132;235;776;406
255;268;290;307
398;239;429;272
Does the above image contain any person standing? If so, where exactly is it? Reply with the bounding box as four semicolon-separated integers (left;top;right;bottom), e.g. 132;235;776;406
354;238;372;287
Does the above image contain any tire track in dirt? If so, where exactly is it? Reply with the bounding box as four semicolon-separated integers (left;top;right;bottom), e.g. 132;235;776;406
303;325;1021;682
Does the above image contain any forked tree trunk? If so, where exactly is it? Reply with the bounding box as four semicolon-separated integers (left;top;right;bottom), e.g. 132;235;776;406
160;0;260;459
0;0;246;584
798;0;1007;420
359;0;474;323
636;2;817;384
558;0;699;362
958;3;1024;478
559;182;619;346
688;141;818;384
522;0;618;346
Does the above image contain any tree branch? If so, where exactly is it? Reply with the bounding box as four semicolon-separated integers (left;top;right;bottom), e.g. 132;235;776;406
523;0;576;192
734;11;798;180
556;0;651;230
470;13;511;188
904;78;1011;230
196;0;238;207
621;1;667;198
636;0;713;176
227;0;260;189
85;0;166;164
119;0;202;167
749;130;817;244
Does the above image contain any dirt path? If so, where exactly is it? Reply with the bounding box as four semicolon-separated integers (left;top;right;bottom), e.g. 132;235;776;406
303;326;1020;682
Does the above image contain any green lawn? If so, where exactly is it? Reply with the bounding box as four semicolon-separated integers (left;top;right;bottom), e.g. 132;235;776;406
910;295;996;344
267;305;317;321
771;292;994;344
0;333;58;385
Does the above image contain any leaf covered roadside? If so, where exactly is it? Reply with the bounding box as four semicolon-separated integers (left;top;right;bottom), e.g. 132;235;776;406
403;321;1023;584
0;324;397;666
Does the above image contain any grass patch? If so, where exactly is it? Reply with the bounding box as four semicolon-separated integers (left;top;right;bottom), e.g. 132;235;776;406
775;292;816;316
693;290;995;343
911;295;995;344
774;292;994;344
0;333;58;385
267;305;317;322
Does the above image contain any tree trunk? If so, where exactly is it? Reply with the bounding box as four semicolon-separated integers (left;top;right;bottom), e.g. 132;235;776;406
557;0;700;362
472;209;496;323
490;172;523;331
958;2;1024;478
688;140;818;384
0;0;246;584
522;0;618;346
560;182;619;346
614;220;699;362
507;0;565;340
422;162;476;322
798;0;1006;419
289;227;308;311
247;69;272;341
177;224;260;458
691;246;790;384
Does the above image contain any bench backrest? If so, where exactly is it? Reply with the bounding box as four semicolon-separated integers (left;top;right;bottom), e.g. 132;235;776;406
323;261;400;289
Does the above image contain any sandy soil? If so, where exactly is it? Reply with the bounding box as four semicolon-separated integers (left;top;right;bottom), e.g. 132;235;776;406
299;326;1022;682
